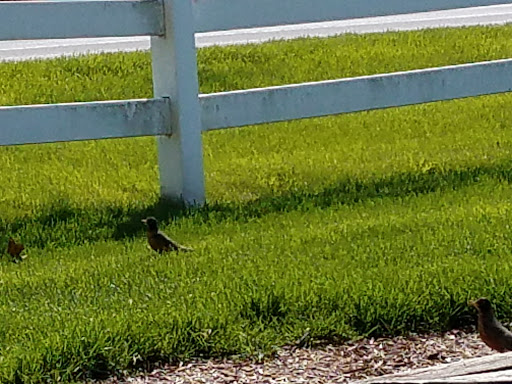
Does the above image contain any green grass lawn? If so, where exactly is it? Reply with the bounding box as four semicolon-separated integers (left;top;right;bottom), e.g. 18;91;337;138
2;24;512;382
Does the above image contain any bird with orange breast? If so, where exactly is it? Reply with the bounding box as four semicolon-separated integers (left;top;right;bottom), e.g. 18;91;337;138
141;217;193;253
7;237;25;262
470;297;512;352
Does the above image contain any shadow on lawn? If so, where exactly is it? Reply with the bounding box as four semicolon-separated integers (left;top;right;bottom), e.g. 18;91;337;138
1;159;512;249
199;159;512;222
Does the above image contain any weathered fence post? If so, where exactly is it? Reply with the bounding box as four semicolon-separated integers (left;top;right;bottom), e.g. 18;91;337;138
150;0;205;206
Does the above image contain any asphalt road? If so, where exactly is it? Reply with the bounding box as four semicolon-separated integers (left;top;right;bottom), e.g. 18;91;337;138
1;4;512;62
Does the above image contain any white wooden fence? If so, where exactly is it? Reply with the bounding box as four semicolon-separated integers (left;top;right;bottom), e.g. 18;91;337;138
2;0;512;206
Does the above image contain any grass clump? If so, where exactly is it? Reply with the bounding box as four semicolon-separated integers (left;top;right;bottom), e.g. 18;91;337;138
0;24;512;381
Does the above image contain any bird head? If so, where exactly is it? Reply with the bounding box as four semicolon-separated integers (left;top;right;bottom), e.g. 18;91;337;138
141;216;159;231
469;297;493;314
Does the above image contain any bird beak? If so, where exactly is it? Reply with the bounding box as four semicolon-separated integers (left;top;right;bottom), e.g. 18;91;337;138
468;300;477;308
141;219;147;224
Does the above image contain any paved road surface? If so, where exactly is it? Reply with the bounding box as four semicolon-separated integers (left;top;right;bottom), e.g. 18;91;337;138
1;4;512;61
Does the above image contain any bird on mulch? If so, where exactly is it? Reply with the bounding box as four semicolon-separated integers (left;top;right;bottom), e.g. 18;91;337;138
141;217;193;253
469;297;512;352
7;237;26;262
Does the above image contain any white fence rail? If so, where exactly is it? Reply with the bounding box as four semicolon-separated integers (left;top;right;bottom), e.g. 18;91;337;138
0;98;170;145
200;59;512;130
192;0;512;32
0;0;164;40
1;0;512;205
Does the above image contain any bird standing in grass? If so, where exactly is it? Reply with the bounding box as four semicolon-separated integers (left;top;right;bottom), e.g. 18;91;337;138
7;237;25;262
470;297;512;352
141;217;193;253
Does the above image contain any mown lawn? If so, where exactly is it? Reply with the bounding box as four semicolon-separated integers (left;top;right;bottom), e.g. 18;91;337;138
1;25;512;382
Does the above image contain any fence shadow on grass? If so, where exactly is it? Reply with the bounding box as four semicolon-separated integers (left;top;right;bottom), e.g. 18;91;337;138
1;159;512;249
198;159;512;222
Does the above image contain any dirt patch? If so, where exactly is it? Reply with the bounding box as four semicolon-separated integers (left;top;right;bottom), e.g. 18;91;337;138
99;329;496;383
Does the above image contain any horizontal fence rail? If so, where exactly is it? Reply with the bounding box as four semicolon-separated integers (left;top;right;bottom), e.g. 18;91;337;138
3;0;512;40
193;0;512;33
0;98;171;146
0;0;164;40
200;59;512;130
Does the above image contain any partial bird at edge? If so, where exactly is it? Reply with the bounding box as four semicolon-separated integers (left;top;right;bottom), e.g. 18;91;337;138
7;237;26;262
469;297;512;353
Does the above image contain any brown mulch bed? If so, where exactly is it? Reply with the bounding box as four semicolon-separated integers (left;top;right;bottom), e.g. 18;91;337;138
101;329;496;383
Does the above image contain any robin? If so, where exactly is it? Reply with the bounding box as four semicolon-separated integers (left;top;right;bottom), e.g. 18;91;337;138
469;297;512;352
7;237;25;262
141;217;193;253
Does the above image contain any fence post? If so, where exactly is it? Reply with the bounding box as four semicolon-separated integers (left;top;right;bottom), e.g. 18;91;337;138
150;0;205;206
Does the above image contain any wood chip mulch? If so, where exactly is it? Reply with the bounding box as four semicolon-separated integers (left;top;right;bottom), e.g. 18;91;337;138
102;329;496;384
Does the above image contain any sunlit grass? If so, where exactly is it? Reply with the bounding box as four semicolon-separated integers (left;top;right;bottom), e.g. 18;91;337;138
1;24;512;382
